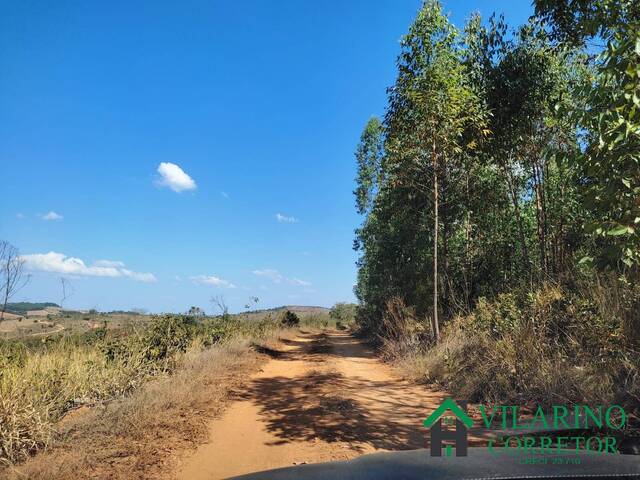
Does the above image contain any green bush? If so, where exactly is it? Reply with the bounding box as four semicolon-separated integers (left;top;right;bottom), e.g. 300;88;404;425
280;310;300;327
330;303;357;325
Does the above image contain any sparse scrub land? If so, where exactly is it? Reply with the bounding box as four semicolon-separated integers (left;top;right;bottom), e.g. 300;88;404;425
0;310;330;475
3;338;264;480
352;0;639;436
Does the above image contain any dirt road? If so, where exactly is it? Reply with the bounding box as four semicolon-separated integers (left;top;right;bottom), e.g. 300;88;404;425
175;330;454;479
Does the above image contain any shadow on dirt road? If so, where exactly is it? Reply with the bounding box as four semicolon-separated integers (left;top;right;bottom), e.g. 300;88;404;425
176;329;479;480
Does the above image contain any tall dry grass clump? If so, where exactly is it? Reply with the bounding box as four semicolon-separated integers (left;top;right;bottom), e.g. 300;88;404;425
379;279;639;421
0;313;288;466
4;338;267;480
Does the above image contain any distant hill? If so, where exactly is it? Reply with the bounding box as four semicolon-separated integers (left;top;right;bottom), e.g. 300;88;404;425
5;302;60;314
231;305;329;322
240;305;329;315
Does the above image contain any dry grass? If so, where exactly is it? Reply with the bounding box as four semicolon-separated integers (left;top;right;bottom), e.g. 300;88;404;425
0;342;146;464
393;324;615;406
379;284;640;423
0;311;300;478
2;338;268;480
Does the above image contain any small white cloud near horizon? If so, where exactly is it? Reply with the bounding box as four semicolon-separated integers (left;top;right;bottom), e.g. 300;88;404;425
16;213;25;219
190;275;236;289
276;213;297;223
221;191;229;199
252;269;284;284
20;252;157;283
156;162;197;193
252;269;311;287
40;211;63;221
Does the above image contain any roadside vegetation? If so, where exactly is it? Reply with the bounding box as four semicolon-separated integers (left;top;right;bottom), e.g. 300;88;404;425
353;0;639;433
0;307;333;475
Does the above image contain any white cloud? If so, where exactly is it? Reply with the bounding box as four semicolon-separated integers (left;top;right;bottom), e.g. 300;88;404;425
221;191;229;199
41;211;63;221
190;275;236;289
156;162;197;193
16;213;25;219
252;269;284;283
120;269;157;283
21;252;157;283
276;213;297;223
93;260;126;268
252;269;311;287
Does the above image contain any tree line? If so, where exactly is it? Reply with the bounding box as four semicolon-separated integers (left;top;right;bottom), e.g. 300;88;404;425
353;0;639;339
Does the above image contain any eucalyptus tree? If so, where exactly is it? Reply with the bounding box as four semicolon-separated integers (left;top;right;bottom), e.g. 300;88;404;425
536;0;640;277
383;1;487;339
354;117;384;216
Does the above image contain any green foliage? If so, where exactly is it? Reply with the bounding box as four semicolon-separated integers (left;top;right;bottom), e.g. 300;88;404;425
330;303;357;330
354;1;584;333
279;310;300;328
354;117;384;215
535;0;638;45
354;0;639;414
533;2;640;274
329;303;357;323
575;26;640;273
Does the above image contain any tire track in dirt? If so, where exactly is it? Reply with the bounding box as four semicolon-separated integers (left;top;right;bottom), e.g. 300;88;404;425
174;330;473;479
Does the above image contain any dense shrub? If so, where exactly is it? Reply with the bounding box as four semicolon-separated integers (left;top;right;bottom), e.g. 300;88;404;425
280;310;300;328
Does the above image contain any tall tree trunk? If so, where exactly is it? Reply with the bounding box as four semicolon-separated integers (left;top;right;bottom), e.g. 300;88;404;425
532;160;547;276
432;147;440;342
442;163;449;317
463;171;471;309
501;158;530;271
1;289;8;323
1;262;8;323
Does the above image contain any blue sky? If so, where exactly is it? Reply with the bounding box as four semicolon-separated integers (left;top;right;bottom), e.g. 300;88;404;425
0;0;533;313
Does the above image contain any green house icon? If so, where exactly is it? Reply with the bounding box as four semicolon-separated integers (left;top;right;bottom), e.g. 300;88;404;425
423;398;473;428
